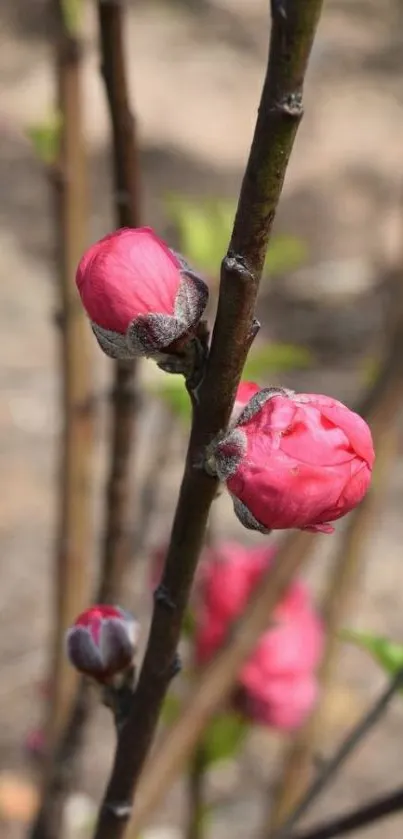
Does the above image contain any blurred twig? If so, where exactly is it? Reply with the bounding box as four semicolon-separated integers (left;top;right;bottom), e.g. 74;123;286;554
289;784;403;839
134;404;176;557
28;3;141;838
272;667;403;839
28;4;94;836
92;4;324;838
186;745;208;839
46;0;94;761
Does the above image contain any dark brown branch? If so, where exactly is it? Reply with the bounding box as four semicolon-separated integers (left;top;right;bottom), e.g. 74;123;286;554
97;0;140;605
289;785;403;839
90;8;324;833
29;6;94;838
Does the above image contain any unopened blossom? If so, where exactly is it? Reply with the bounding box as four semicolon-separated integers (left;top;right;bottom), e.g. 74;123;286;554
208;387;374;534
66;605;139;684
195;542;323;731
76;227;208;361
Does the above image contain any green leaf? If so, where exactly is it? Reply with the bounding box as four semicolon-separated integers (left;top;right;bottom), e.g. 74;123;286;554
27;114;62;165
244;343;314;380
61;0;82;35
165;194;307;280
202;711;247;766
182;608;196;639
152;375;191;423
360;355;381;388
161;692;182;726
165;194;233;278
341;629;403;677
264;234;308;276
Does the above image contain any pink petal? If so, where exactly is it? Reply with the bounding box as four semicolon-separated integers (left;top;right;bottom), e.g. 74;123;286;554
76;227;181;332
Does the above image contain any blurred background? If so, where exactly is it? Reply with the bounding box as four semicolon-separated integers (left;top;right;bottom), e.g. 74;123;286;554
1;1;403;838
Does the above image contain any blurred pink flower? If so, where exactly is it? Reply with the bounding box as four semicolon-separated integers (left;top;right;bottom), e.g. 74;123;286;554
195;542;323;730
76;227;208;361
24;727;46;760
210;388;374;534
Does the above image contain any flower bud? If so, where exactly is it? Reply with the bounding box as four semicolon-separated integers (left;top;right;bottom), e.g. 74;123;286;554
66;605;139;684
76;227;208;362
209;388;374;533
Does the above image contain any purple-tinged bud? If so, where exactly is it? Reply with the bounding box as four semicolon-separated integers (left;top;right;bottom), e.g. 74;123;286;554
66;605;139;684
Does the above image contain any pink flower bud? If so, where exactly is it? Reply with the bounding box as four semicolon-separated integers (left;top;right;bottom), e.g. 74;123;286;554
231;381;260;422
195;542;323;731
66;605;139;684
209;388;374;533
76;227;209;361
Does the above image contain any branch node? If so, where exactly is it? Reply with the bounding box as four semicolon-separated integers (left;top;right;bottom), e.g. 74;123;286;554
270;93;304;119
247;317;261;346
222;252;254;284
271;0;287;21
154;584;176;611
169;652;182;680
104;801;132;820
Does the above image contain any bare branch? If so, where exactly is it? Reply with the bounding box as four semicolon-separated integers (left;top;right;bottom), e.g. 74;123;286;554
97;0;141;604
289;785;403;839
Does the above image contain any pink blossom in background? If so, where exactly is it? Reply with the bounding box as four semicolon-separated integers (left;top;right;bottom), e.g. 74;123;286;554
66;605;139;684
24;727;46;760
195;542;324;730
76;227;208;361
210;388;374;534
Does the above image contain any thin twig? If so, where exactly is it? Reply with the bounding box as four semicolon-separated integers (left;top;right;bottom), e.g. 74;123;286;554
97;0;140;605
29;7;94;835
289;785;403;839
272;667;403;839
186;745;207;839
133;404;177;557
92;4;324;838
